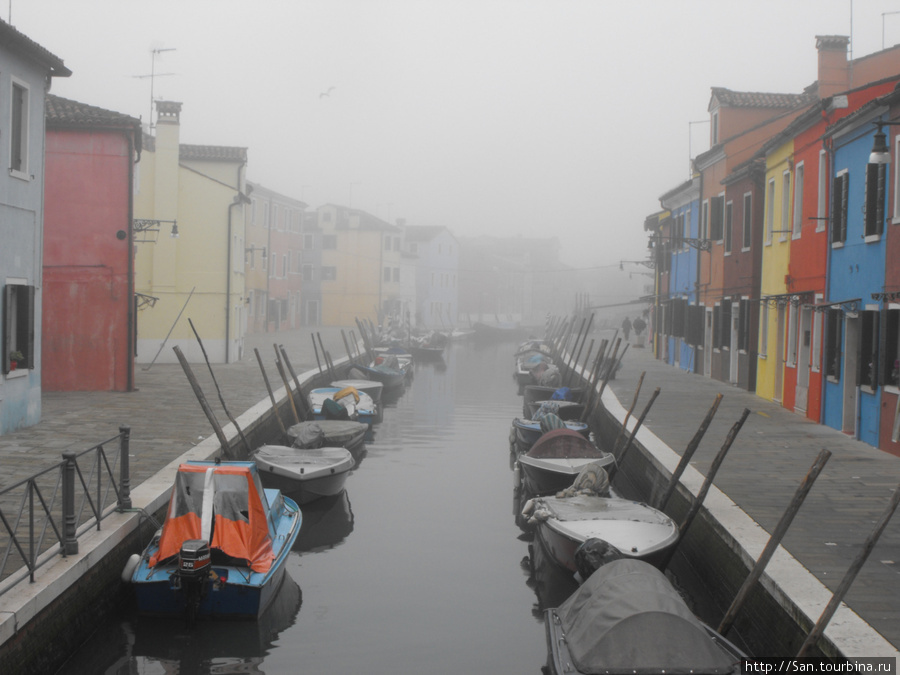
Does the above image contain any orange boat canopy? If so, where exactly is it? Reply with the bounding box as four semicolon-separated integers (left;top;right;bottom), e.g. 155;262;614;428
150;462;275;573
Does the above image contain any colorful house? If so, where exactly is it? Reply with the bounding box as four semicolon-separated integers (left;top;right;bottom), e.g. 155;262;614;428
315;204;403;327
0;20;70;434
244;182;307;333
656;179;701;373
133;101;249;364
43;95;142;392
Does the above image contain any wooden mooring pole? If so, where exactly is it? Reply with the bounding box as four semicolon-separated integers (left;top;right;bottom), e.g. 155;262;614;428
173;346;234;457
254;347;286;437
279;345;312;420
718;448;831;637
796;479;900;656
656;393;723;511
607;386;660;482
274;344;301;425
659;408;750;571
611;371;646;455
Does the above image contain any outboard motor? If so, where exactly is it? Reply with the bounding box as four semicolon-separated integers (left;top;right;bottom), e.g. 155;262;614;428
176;539;211;624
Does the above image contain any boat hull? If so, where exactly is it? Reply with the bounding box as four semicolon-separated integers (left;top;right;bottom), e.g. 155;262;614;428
518;454;614;496
512;419;590;454
533;496;678;574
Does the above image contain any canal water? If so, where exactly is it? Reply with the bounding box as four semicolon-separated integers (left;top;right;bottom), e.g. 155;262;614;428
57;338;565;674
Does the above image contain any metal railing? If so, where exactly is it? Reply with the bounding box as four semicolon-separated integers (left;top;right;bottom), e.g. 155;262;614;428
0;426;132;596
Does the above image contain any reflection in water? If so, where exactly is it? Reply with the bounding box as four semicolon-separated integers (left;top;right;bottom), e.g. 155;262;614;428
292;490;355;554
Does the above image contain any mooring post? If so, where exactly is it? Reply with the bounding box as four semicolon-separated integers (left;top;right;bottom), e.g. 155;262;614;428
656;393;723;511
607;386;660;482
719;448;831;637
611;371;646;455
62;452;79;556
797;479;900;656
118;425;132;510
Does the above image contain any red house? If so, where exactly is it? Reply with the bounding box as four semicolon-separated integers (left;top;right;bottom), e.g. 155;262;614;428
42;95;142;391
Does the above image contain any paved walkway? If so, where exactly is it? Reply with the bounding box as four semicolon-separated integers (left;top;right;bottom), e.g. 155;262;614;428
604;342;900;651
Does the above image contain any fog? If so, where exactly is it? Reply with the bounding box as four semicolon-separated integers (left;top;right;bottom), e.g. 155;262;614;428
12;0;900;270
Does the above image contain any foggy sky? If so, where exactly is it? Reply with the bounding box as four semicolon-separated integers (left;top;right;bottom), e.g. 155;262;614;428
11;1;900;270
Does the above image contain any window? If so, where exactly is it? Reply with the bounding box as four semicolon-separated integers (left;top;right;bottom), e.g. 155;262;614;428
765;179;775;244
710;195;724;241
321;266;336;281
274;205;281;231
282;254;288;277
712;305;721;349
711;110;719;145
864;162;886;238
780;171;791;241
883;308;900;387
860;310;879;388
742;193;752;250
384;267;391;282
700;200;709;240
812;301;823;373
786;303;799;367
724;201;733;253
738;298;751;352
10;80;29;176
831;171;848;244
302;264;313;282
817;150;828;231
392;267;400;282
825;308;842;379
722;301;732;350
3;283;35;374
322;235;337;249
264;202;270;229
792;163;804;238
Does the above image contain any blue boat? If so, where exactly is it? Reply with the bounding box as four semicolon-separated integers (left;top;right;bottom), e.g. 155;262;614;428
512;415;591;455
126;461;302;621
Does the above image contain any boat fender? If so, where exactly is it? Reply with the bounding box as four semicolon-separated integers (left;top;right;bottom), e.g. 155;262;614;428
527;508;550;526
512;464;521;490
521;499;535;517
121;553;140;583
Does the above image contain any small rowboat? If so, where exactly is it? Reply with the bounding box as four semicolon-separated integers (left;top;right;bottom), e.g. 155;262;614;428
254;444;355;505
308;387;377;426
517;428;614;496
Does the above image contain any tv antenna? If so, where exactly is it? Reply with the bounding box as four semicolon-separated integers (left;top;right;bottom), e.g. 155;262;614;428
132;47;176;129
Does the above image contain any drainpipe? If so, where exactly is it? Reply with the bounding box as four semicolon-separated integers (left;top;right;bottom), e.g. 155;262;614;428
820;139;834;425
226;163;248;363
126;129;136;391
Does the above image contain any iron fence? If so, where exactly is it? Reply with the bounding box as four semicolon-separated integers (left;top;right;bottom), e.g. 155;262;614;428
0;426;132;596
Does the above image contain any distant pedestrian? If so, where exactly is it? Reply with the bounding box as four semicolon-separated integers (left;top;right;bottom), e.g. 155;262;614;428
632;316;646;336
621;316;632;341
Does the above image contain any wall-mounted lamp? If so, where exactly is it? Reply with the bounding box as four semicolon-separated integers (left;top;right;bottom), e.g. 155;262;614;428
170;221;179;238
869;120;900;164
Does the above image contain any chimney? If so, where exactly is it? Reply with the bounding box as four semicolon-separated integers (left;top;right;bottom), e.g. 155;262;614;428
816;35;850;99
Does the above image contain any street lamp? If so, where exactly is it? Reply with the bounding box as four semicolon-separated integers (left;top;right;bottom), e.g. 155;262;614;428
869;120;900;164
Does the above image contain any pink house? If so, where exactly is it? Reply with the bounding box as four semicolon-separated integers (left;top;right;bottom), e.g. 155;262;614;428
43;95;141;391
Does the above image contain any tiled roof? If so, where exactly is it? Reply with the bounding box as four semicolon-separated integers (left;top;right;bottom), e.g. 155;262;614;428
180;143;247;162
0;18;71;77
45;94;140;129
710;87;813;109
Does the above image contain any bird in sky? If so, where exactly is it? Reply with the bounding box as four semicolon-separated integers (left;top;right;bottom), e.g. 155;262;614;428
319;86;336;99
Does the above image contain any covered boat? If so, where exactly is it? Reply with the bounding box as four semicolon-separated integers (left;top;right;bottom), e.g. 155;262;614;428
127;461;301;620
517;428;614;496
286;420;368;452
526;494;679;573
512;415;591;455
523;384;585;410
253;444;355;504
545;559;744;675
330;378;384;405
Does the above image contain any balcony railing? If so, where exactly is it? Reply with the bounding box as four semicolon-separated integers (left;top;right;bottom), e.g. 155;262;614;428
0;426;133;596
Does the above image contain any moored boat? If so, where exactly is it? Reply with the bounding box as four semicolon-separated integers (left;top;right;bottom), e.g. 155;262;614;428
253;444;355;504
286;420;368;452
308;386;377;426
523;384;585;410
512;415;591;455
517;428;614;496
330;378;384;405
126;461;301;621
525;493;679;574
545;558;745;675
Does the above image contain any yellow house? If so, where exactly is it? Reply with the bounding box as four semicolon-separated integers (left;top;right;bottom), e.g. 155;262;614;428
316;204;403;327
133;101;249;364
756;139;794;401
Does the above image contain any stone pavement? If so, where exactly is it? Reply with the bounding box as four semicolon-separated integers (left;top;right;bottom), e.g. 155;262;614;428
605;342;900;651
0;327;354;491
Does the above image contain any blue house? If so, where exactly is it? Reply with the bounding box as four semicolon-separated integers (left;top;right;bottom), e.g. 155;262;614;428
822;98;893;446
0;20;70;434
659;177;702;373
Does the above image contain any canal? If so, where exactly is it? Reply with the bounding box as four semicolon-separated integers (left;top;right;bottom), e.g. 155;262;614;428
57;338;564;674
